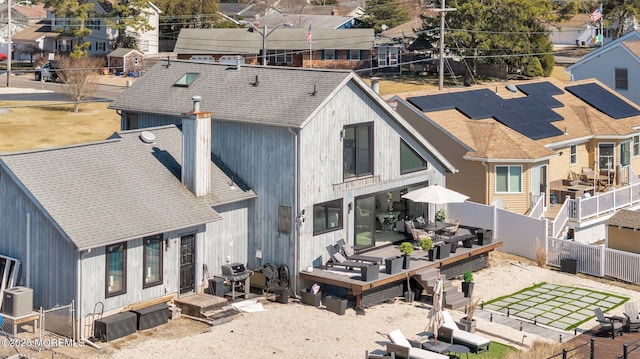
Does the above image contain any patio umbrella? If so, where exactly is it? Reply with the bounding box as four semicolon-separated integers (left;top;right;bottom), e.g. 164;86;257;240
425;275;444;343
401;185;469;221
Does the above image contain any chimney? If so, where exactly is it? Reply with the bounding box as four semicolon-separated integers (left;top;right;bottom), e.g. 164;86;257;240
371;77;380;94
181;95;211;197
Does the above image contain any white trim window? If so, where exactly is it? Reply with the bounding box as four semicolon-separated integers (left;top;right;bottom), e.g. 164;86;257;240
495;165;522;193
570;145;577;165
633;135;639;157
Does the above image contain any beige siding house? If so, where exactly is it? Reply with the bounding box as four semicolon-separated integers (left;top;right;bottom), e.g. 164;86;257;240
391;78;640;241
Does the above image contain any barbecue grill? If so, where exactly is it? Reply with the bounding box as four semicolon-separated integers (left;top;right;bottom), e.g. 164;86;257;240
219;263;253;300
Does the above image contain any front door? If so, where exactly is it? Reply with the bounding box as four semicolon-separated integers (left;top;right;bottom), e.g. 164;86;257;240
531;164;548;207
179;234;195;294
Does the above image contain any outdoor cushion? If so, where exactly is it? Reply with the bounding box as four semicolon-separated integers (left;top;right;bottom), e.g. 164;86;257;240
341;244;355;257
387;330;448;359
440;311;490;353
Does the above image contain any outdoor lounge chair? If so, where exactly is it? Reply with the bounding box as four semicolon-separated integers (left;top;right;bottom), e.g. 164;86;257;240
439;311;490;353
386;329;448;359
623;302;640;332
594;307;624;339
440;219;460;238
326;245;372;270
336;239;383;265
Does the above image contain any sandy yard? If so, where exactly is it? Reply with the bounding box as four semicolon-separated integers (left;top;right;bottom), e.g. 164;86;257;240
37;251;639;359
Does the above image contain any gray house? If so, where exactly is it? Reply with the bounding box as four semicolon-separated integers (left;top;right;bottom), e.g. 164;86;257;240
109;60;456;293
0;122;255;338
566;30;640;106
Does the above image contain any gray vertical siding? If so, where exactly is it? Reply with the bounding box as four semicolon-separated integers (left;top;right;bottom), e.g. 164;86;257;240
212;122;295;270
0;167;77;311
204;201;250;275
297;82;446;269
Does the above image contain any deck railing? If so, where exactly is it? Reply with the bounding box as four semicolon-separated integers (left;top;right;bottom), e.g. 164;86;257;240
528;191;545;219
549;200;569;238
566;182;640;221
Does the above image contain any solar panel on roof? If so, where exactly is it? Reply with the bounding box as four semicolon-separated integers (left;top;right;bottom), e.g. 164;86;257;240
530;95;563;108
457;102;491;119
407;96;455;112
517;82;564;96
566;83;640;119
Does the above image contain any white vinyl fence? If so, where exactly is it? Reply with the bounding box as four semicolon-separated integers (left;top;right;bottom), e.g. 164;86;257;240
547;237;640;285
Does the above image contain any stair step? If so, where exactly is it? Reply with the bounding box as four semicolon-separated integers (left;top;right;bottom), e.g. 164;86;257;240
202;307;239;320
444;297;469;310
444;291;465;303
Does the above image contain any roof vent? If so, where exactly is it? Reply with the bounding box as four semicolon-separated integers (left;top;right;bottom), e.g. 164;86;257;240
506;84;518;93
140;131;156;144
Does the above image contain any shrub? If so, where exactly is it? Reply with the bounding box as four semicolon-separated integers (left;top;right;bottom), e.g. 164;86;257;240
463;271;473;283
399;242;414;255
534;237;546;267
420;237;433;251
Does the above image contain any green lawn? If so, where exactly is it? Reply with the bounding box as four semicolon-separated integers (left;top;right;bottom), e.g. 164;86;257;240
468;341;519;358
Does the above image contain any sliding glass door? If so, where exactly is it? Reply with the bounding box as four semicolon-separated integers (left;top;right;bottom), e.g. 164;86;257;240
354;196;376;250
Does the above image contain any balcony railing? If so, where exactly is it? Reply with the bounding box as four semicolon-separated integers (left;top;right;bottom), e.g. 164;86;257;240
567;182;640;221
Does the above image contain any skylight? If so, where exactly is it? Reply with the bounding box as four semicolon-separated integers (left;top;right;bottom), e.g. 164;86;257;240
174;73;200;87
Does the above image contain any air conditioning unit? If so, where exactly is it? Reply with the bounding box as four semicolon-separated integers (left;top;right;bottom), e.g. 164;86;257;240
3;286;33;317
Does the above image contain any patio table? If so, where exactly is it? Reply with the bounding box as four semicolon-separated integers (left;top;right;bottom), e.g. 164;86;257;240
415;222;453;240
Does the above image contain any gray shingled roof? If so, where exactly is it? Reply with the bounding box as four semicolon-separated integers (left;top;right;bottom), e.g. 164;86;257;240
0;126;256;250
258;13;357;29
109;61;353;127
173;28;374;54
607;209;640;230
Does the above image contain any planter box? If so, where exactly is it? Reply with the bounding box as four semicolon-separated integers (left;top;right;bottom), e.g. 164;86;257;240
361;264;380;281
427;249;435;261
462;282;474;298
476;229;493;245
560;258;578;274
436;244;450;259
459;318;476;333
402;254;411;269
300;290;322;307
385;256;403;274
325;296;347;315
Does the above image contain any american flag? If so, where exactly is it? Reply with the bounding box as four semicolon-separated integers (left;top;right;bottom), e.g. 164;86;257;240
591;5;603;22
306;24;312;43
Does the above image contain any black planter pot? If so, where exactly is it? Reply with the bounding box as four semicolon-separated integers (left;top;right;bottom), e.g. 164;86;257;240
385;256;403;274
462;282;474;298
436;244;450;259
427;249;435;261
402;254;411;269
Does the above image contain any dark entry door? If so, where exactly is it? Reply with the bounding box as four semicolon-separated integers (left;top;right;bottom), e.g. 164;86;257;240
180;234;195;294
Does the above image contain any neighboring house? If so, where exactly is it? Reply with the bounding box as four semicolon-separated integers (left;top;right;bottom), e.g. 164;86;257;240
218;3;280;22
566;31;640;106
173;28;374;70
44;0;161;56
547;14;612;47
257;13;360;29
0;124;256;338
108;60;455;292
391;77;640;243
606;209;640;254
10;20;58;61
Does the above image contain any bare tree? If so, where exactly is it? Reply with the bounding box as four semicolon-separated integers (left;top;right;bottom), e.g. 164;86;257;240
58;56;104;112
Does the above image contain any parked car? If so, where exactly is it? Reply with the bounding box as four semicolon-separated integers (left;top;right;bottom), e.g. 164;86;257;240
34;60;61;82
0;53;7;61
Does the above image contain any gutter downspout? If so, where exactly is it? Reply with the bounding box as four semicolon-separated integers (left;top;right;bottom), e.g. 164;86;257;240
26;212;30;287
78;249;100;349
288;128;300;298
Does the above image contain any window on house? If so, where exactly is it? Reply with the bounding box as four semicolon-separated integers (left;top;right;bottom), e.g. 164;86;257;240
143;235;163;288
347;49;360;60
106;242;126;297
87;20;101;30
495;165;522;193
141;40;150;52
322;50;336;60
621;141;631;167
400;139;427;174
615;68;628;90
634;135;640;157
570;145;577;165
125;113;138;130
174;73;199;87
97;42;106;51
313;199;343;235
343;123;373;179
267;50;292;64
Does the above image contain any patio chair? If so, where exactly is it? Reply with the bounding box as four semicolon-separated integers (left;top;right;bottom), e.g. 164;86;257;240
336;239;383;265
593;307;624;339
386;329;448;359
623;302;640;332
439;311;490;353
440;219;460;238
326;245;372;270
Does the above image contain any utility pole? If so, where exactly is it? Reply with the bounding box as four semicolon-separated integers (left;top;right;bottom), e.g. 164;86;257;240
435;0;456;90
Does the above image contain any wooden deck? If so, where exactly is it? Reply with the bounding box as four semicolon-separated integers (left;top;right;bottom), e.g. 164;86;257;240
563;326;640;358
299;240;502;307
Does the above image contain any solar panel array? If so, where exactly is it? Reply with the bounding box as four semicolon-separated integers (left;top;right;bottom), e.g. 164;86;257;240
406;82;565;140
565;83;640;119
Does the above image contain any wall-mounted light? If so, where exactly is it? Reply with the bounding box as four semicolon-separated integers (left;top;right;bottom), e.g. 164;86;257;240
559;151;563;156
340;130;344;141
348;202;353;211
